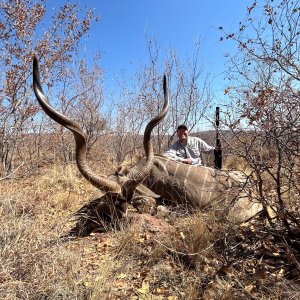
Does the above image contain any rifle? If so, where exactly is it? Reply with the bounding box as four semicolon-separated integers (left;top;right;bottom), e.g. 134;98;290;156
214;106;222;169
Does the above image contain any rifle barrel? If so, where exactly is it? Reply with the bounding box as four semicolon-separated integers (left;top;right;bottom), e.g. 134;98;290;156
214;106;222;169
216;106;220;127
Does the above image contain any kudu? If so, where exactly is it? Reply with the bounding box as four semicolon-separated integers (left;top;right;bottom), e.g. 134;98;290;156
142;156;262;222
117;154;262;223
33;57;169;236
115;152;262;223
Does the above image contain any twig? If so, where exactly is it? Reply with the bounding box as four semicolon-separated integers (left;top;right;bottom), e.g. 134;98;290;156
0;162;24;181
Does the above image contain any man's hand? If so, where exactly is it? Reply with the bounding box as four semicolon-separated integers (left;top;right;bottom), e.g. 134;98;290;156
183;158;192;164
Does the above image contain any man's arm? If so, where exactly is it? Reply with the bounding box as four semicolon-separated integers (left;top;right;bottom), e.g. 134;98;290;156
199;139;222;153
197;138;215;153
164;141;193;164
195;137;223;166
164;147;185;162
189;156;200;165
165;148;196;164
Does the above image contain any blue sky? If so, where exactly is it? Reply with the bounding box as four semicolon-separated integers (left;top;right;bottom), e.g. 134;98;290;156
46;0;254;97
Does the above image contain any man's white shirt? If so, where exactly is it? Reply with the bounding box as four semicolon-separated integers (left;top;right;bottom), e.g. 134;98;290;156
164;136;214;166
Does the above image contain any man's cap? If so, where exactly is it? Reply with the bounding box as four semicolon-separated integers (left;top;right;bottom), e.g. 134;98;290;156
177;124;188;131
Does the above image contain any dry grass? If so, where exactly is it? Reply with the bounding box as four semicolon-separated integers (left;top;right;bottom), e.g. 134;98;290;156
0;165;94;299
223;155;251;173
1;164;299;299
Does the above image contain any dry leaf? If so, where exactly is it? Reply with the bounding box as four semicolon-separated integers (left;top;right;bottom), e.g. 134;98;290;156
155;287;165;294
277;268;284;277
136;280;149;294
219;265;234;275
179;232;185;240
117;273;127;279
83;281;93;287
245;284;254;293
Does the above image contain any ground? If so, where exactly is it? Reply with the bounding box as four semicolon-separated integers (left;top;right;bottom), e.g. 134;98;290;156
1;164;299;299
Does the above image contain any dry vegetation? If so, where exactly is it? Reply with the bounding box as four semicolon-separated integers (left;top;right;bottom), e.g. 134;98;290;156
1;162;300;300
1;1;300;299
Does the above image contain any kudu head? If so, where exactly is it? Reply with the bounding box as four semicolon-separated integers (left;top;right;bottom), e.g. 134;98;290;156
33;56;169;234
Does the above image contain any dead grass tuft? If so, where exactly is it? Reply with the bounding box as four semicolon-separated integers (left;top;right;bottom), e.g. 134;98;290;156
36;164;83;194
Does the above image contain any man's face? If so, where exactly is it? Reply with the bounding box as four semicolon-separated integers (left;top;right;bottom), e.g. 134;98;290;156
177;128;188;143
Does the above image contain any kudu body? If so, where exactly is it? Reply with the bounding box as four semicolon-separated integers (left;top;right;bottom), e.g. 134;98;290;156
144;156;262;222
33;57;169;236
117;155;262;223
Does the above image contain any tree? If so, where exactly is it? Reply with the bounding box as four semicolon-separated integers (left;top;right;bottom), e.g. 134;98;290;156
140;35;212;150
220;0;300;230
111;35;213;163
73;56;107;159
0;0;98;176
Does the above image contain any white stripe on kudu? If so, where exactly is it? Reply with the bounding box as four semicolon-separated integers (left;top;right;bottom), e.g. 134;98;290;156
184;164;192;187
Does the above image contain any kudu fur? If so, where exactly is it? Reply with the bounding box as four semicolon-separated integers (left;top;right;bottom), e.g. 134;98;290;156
118;155;262;223
144;156;262;222
113;151;262;224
